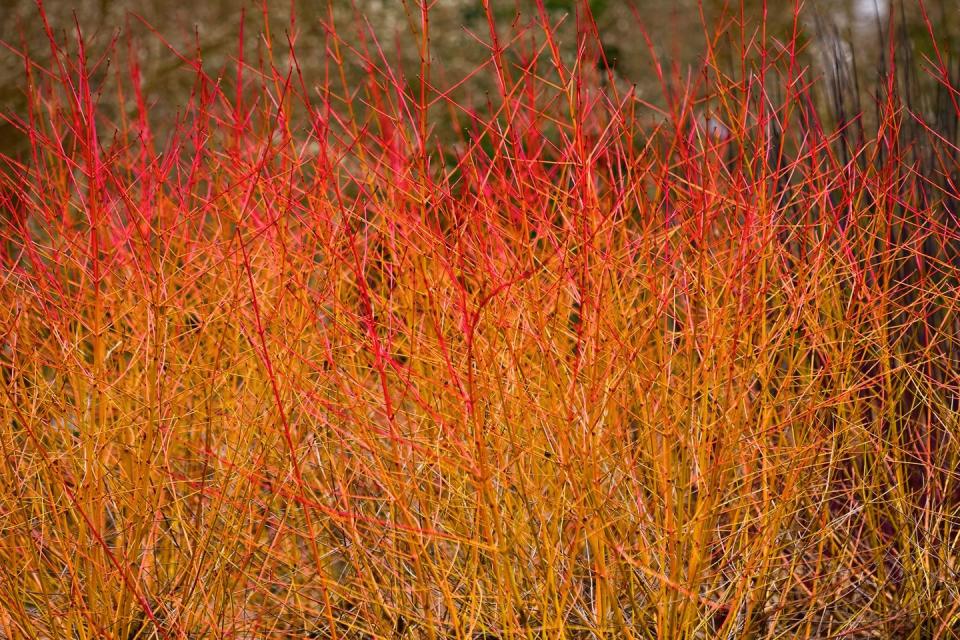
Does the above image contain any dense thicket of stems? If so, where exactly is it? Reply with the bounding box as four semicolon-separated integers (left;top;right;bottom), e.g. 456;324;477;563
1;1;958;638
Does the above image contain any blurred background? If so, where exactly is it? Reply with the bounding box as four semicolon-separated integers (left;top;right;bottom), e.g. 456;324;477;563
1;0;956;157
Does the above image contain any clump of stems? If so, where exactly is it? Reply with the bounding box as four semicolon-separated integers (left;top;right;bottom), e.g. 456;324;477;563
1;1;959;638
